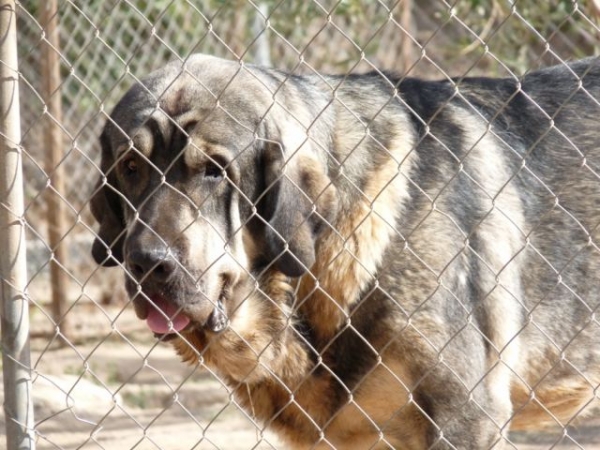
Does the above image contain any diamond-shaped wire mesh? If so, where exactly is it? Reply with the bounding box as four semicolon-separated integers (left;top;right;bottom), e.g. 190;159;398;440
2;0;600;449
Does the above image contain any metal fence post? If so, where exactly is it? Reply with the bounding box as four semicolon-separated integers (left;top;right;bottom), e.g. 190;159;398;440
0;1;36;449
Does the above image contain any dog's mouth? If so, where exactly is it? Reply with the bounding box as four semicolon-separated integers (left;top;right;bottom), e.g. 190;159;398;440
145;296;192;335
134;286;230;340
144;296;228;341
131;273;239;340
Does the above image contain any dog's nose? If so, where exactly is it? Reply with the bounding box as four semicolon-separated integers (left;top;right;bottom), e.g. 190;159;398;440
127;248;177;282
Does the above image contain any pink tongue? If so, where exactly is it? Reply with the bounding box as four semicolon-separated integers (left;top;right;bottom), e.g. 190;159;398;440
146;298;191;334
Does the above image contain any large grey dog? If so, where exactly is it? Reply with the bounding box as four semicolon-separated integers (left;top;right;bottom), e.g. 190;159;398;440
91;54;600;449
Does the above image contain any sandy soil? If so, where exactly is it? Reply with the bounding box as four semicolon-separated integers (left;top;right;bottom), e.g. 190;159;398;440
1;301;599;450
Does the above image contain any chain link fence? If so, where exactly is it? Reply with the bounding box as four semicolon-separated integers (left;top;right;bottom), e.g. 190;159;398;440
2;0;600;449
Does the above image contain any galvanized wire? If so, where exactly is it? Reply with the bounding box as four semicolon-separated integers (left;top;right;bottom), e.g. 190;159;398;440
2;1;600;449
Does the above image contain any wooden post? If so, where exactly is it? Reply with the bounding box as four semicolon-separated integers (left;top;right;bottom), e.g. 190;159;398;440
400;0;414;71
41;0;72;341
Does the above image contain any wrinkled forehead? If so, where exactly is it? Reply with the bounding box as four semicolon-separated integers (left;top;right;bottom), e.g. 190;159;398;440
104;58;275;152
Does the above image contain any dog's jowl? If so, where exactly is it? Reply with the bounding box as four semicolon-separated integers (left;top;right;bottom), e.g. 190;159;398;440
91;55;600;449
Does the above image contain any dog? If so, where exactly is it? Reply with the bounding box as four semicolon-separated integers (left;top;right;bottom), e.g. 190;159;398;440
90;54;600;449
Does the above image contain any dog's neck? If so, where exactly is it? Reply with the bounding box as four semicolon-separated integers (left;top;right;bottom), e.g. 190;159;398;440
296;93;418;344
172;270;315;385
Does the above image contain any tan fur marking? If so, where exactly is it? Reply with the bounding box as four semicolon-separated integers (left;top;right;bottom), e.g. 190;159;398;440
295;154;339;214
325;361;426;449
233;356;425;450
298;122;417;343
183;139;208;169
174;272;311;383
510;380;597;429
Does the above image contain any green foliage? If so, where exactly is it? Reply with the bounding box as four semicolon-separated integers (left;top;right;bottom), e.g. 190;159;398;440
452;0;597;74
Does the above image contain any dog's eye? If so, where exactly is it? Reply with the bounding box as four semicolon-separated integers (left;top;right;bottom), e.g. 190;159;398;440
204;161;224;180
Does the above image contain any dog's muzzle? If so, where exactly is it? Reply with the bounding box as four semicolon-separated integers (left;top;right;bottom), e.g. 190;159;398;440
126;246;229;335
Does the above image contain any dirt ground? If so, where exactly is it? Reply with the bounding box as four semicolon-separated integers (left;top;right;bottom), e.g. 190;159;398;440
1;300;599;450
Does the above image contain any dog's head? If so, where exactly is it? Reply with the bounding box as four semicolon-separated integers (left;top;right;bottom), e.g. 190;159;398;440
90;55;338;337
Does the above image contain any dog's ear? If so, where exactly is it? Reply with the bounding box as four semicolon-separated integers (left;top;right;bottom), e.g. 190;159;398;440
90;131;126;266
259;120;338;277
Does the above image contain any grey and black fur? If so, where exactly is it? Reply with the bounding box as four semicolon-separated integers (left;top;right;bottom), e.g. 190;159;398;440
91;55;600;449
